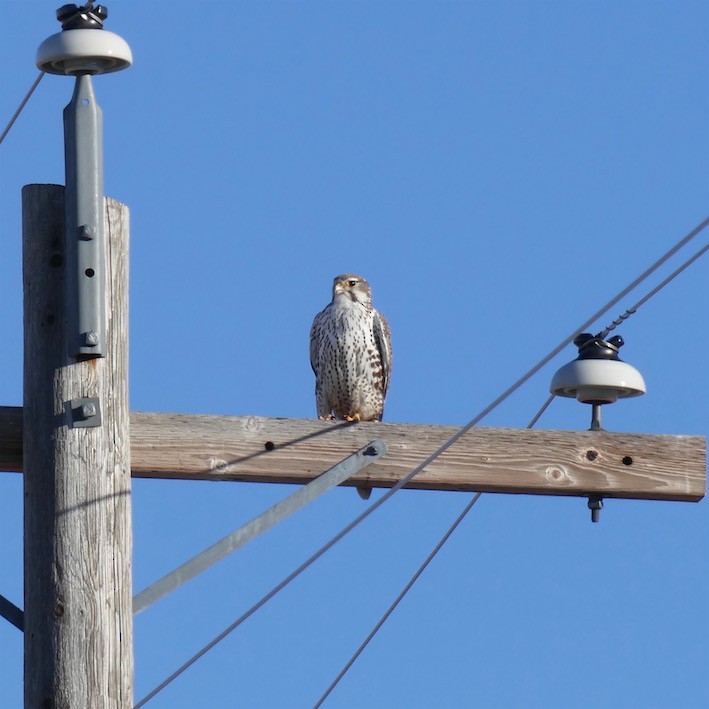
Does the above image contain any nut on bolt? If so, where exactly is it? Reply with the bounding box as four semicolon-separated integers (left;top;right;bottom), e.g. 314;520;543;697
80;402;97;419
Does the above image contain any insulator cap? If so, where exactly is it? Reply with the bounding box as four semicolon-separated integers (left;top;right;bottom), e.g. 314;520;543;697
36;28;132;75
550;334;646;404
57;3;108;30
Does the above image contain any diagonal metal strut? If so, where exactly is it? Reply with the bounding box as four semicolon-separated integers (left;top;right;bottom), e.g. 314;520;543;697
0;593;23;632
133;439;388;615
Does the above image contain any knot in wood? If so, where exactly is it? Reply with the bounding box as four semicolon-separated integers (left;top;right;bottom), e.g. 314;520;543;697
545;465;567;483
209;458;228;473
244;416;262;432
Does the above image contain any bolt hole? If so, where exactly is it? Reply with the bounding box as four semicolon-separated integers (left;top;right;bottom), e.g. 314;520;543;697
81;98;89;105
85;268;95;277
264;441;275;451
622;456;633;466
586;450;598;461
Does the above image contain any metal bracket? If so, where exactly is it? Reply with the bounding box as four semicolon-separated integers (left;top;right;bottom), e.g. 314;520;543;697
133;439;388;615
70;397;102;428
64;73;105;358
0;593;24;632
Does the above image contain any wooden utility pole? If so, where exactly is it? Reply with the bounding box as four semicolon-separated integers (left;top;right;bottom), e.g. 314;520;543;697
22;184;132;707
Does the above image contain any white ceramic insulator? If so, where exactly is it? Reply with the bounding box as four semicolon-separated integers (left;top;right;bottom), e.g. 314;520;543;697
37;29;132;75
550;358;646;404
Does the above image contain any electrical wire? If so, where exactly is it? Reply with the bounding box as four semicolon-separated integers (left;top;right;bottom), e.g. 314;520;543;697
0;72;45;146
313;492;483;709
598;240;709;339
525;392;556;429
134;215;709;708
312;394;557;706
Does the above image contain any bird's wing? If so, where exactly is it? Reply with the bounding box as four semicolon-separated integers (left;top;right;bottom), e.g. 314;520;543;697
309;310;323;375
373;309;392;397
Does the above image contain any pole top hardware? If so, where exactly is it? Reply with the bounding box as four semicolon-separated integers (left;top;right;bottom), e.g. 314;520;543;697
550;333;646;405
57;2;108;30
551;333;647;523
37;2;132;76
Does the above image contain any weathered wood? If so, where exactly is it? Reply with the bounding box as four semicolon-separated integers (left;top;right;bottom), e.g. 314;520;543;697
127;414;706;501
22;185;132;707
2;404;704;502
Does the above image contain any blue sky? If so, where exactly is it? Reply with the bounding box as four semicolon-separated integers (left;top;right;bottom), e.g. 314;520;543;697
1;1;708;707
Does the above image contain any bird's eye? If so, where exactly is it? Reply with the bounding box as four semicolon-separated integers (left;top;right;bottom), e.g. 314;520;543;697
347;279;357;287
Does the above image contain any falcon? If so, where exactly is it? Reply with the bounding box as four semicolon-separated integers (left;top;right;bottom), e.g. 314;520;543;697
310;274;392;421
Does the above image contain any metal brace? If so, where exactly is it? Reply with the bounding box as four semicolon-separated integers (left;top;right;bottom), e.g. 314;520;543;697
70;397;102;428
133;439;388;615
0;593;23;632
64;73;106;358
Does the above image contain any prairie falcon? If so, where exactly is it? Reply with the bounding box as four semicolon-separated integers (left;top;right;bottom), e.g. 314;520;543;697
310;274;392;421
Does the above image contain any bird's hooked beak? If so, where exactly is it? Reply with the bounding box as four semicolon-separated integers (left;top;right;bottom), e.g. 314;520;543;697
333;279;349;295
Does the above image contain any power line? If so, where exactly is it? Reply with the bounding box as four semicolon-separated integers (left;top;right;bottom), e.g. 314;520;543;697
598;240;709;339
0;72;45;146
313;492;483;709
312;394;557;706
134;215;709;708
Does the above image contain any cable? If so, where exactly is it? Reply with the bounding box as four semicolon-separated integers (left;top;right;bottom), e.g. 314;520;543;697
598;240;709;339
313;395;556;706
0;72;45;146
525;392;556;429
313;492;483;709
134;216;709;708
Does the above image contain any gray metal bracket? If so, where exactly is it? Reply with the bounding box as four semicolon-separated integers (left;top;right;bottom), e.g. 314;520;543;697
70;397;102;428
63;73;105;358
133;439;388;615
0;593;23;632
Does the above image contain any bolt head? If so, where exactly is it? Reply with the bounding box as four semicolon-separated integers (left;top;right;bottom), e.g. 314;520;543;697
81;402;97;418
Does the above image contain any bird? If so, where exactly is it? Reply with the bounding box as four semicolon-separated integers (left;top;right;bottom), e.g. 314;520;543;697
310;274;392;422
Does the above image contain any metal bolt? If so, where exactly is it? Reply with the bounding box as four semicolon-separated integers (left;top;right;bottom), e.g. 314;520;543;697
588;496;603;523
356;486;372;500
81;403;97;419
85;331;99;346
589;403;603;431
80;225;95;239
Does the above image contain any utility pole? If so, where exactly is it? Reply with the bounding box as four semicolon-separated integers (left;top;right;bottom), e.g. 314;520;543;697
22;4;133;707
0;3;704;706
23;186;132;707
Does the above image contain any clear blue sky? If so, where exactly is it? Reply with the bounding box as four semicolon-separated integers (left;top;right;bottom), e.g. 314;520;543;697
1;2;708;707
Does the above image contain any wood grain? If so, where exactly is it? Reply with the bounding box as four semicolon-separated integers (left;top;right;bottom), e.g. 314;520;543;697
22;185;132;707
126;413;705;501
2;405;704;502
